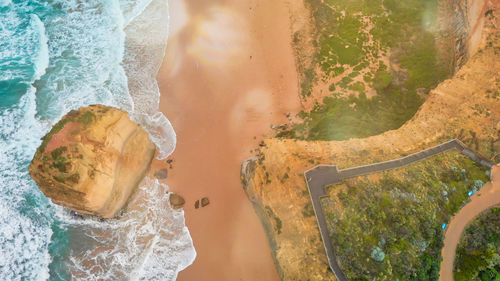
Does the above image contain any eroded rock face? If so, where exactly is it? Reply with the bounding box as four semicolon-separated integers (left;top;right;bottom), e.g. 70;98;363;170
29;105;156;218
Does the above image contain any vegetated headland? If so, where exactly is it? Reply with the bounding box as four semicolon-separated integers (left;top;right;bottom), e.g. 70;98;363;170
242;0;499;280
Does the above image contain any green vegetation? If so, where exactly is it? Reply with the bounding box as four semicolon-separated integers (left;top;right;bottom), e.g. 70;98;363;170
38;109;95;155
265;172;272;184
348;81;365;93
322;151;489;280
51;146;67;160
39;117;72;153
302;202;315;218
372;70;392;91
77;111;96;126
281;0;452;140
454;208;500;281
280;89;422;140
40;144;81;185
265;206;283;234
50;146;69;173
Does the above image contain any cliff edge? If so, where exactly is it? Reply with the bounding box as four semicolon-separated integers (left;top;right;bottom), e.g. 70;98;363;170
29;104;156;218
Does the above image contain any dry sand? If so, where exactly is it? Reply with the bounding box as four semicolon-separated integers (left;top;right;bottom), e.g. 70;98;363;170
439;164;500;281
155;0;302;279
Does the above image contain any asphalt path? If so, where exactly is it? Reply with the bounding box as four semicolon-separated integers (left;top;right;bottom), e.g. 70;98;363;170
304;139;494;280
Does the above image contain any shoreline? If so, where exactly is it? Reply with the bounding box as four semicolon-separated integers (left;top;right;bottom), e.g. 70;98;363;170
153;0;302;279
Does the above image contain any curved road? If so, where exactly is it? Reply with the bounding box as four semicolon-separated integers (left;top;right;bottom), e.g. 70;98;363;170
439;164;500;281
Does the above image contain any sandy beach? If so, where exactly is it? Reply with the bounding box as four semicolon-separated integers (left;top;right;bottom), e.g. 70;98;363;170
154;0;302;279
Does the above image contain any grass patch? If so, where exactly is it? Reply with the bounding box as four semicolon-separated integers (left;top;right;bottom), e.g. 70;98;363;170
279;88;422;140
77;111;96;126
372;69;392;91
348;81;365;93
287;0;452;141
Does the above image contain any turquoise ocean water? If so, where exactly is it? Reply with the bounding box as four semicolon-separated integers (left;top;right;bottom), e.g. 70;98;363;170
0;0;195;280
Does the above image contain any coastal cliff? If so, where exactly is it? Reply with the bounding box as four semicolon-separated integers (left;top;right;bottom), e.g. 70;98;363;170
451;0;488;71
242;1;499;280
29;105;156;218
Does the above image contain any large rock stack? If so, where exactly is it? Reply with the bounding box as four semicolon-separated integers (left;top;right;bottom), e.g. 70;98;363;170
29;105;156;218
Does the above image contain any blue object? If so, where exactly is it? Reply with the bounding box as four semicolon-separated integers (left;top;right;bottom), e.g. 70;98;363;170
468;191;474;196
442;223;447;229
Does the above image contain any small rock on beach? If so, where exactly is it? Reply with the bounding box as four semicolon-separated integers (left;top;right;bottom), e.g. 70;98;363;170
169;193;185;209
154;168;168;179
201;197;210;207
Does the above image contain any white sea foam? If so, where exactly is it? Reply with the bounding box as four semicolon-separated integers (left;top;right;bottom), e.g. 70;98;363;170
0;88;53;281
122;0;177;161
0;9;46;83
30;14;49;82
0;6;55;280
119;0;154;27
0;198;51;280
135;112;177;159
0;0;10;7
33;0;133;120
54;178;195;281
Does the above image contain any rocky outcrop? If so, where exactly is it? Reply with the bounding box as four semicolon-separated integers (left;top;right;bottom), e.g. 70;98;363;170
452;0;488;71
241;157;258;202
29;105;156;218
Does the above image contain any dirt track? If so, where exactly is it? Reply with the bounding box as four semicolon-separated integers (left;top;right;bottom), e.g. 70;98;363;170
439;164;500;281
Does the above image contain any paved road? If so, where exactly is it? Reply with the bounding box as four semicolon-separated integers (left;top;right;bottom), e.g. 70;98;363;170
304;139;494;280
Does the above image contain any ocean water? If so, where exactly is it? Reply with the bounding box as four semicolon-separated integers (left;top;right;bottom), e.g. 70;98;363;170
0;0;195;280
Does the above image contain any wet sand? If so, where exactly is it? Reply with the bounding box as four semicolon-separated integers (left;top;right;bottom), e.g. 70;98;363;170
155;0;301;279
439;164;500;281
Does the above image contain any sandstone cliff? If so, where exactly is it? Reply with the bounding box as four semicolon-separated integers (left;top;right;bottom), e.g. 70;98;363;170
451;0;488;71
29;105;156;218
